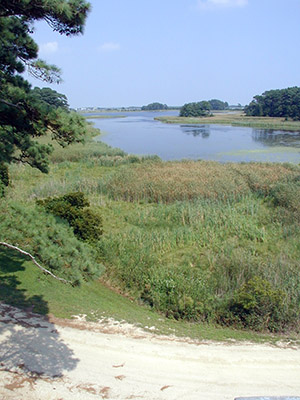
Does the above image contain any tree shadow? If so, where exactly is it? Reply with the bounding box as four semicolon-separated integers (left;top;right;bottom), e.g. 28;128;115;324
0;247;79;378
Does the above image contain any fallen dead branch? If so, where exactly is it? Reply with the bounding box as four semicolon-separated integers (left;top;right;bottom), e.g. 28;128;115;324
0;241;72;285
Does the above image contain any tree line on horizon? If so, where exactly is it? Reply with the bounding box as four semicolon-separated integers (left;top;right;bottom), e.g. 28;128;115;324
142;99;229;114
178;87;300;119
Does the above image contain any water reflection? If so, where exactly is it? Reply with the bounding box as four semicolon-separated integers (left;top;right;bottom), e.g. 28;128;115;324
90;111;300;163
252;129;300;147
180;124;210;138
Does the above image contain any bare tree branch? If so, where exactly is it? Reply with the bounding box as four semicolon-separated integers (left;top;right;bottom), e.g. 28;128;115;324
0;241;72;285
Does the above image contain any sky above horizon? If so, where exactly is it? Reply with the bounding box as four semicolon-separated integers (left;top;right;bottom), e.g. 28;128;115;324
27;0;300;109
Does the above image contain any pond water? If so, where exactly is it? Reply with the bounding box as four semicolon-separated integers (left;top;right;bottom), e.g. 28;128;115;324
88;111;300;163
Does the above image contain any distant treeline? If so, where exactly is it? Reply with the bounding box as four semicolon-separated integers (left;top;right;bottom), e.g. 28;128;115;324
245;87;300;120
142;99;230;115
141;102;169;110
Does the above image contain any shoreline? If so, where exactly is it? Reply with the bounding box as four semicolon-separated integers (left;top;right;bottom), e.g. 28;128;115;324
155;113;300;132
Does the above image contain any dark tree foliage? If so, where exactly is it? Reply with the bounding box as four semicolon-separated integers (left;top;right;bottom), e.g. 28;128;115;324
208;99;228;110
0;0;91;174
37;192;103;242
32;87;69;111
244;87;300;120
0;163;9;187
141;102;169;111
0;0;90;36
0;162;9;197
179;101;211;117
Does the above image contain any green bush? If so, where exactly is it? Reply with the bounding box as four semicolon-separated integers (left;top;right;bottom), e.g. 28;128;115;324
37;192;103;242
0;200;104;284
71;208;103;242
0;182;5;198
218;276;287;332
0;163;9;197
0;163;9;187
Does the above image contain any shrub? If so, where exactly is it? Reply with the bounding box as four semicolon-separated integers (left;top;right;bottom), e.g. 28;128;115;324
71;208;103;242
218;276;287;332
0;181;5;198
0;163;9;197
0;163;9;187
37;192;103;242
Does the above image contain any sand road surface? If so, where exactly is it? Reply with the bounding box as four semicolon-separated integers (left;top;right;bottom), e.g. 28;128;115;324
0;303;300;400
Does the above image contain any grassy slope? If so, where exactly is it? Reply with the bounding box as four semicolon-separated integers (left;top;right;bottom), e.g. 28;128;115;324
0;247;284;343
1;126;300;342
155;112;300;131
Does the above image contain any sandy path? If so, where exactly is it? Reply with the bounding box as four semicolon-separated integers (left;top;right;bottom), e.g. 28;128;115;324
0;303;300;400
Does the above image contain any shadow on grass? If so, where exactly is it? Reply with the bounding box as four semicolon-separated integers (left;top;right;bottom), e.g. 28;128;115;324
0;247;79;378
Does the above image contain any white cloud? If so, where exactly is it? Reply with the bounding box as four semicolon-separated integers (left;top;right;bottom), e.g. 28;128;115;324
39;41;59;54
197;0;248;10
98;42;121;52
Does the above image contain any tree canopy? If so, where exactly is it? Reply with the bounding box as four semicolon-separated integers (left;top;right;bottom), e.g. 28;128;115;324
179;101;211;117
141;102;169;111
32;87;69;111
208;99;228;110
244;87;300;120
0;0;91;185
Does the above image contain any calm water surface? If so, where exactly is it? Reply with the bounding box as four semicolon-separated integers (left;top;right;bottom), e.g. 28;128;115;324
88;111;300;163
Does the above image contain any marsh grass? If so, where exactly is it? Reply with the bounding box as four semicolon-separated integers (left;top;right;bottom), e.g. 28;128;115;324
96;160;300;330
156;113;300;131
100;193;300;330
4;131;300;333
98;161;299;203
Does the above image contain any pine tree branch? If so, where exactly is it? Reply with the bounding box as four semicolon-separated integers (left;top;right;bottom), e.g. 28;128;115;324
0;241;72;285
0;99;22;110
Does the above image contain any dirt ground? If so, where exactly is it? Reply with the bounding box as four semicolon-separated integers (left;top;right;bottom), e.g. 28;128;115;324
0;303;300;400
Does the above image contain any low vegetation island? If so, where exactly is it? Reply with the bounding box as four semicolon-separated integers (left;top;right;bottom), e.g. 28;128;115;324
157;89;300;131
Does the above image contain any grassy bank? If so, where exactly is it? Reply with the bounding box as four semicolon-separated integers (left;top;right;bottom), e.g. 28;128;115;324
156;112;300;131
0;246;276;342
1;129;300;341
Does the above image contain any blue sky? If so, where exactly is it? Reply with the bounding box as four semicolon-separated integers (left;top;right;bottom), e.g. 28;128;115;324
27;0;300;108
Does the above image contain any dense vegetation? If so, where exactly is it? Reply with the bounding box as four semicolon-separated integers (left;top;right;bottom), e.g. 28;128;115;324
245;87;300;120
0;199;104;285
97;161;300;331
179;99;229;117
37;191;103;242
208;99;228;110
31;87;69;111
179;101;211;117
141;102;168;110
1;2;300;338
3;130;299;334
0;0;91;181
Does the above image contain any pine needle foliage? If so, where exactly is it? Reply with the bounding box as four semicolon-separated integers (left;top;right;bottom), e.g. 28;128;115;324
0;199;104;284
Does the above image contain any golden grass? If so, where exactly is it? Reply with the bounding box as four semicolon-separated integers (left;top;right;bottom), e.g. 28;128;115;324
100;161;299;203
